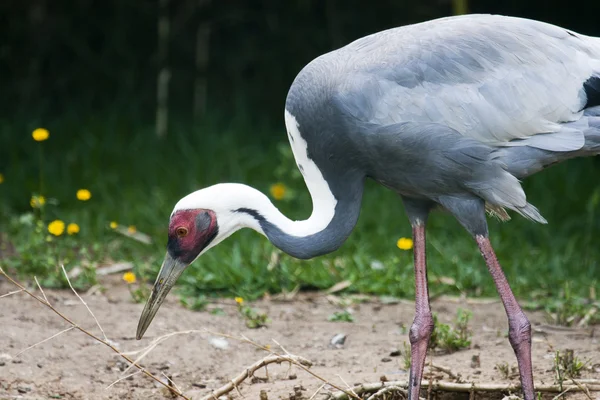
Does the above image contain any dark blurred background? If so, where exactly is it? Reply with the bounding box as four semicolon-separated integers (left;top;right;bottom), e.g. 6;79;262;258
2;0;600;124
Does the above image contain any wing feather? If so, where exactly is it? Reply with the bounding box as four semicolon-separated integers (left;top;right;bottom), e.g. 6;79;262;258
331;15;600;151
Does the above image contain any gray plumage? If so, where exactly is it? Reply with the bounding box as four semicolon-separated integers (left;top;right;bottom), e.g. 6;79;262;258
277;13;600;246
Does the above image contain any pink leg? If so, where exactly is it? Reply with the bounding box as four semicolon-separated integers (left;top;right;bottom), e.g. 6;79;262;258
407;223;433;400
476;235;535;400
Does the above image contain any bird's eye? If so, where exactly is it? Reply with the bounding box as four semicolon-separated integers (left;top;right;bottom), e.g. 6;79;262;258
176;227;188;237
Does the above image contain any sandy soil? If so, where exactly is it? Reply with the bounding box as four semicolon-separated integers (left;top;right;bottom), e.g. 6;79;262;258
0;276;598;400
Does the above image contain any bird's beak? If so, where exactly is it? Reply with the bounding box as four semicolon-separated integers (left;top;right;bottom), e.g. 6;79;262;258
136;253;187;340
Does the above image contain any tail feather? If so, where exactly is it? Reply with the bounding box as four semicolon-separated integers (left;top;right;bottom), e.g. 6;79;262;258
487;115;600;224
516;203;547;224
493;116;600;179
471;168;548;224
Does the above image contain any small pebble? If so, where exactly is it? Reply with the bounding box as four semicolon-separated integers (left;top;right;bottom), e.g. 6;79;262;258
208;337;229;350
293;385;304;399
260;390;268;400
470;354;481;368
329;333;347;349
389;349;401;357
381;357;392;362
192;383;207;389
0;361;5;367
17;386;31;394
37;363;43;368
288;373;297;380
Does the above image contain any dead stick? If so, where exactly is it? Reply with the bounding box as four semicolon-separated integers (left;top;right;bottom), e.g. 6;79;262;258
0;267;190;400
15;326;75;357
329;380;600;400
34;276;49;304
567;378;594;400
60;264;108;342
215;331;358;400
368;386;408;400
429;363;460;381
199;354;311;400
0;289;23;298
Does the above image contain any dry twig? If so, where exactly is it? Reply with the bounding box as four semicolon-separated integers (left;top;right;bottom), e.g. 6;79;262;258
337;374;360;400
309;383;328;400
227;331;359;400
565;378;594;400
15;326;75;357
60;264;109;342
0;266;189;400
199;354;312;400
34;276;49;304
429;363;461;381
0;289;23;298
329;380;600;400
368;386;407;400
106;370;143;390
121;329;207;376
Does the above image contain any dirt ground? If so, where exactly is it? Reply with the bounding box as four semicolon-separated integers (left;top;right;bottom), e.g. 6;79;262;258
0;275;598;400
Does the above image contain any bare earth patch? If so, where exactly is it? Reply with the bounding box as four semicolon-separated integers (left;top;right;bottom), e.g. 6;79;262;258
0;276;598;400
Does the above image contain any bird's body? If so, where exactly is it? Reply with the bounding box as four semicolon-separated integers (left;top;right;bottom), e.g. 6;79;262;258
137;14;600;400
283;14;600;232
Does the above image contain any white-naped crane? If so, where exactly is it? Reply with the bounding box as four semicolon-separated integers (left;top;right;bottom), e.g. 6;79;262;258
136;14;600;400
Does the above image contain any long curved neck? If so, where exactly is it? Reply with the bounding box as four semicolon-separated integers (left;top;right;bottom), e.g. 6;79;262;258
237;177;364;260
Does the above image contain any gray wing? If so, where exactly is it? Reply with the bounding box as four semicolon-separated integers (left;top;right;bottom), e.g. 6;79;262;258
329;14;600;151
362;121;546;223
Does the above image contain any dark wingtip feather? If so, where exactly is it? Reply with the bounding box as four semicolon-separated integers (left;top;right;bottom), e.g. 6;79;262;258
583;76;600;110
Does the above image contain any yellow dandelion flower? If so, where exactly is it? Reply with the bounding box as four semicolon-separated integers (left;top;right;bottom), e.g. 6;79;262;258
30;195;46;208
110;221;118;229
123;272;137;284
127;225;137;234
396;237;414;251
269;183;287;200
76;189;91;201
32;128;50;142
48;220;65;236
67;223;80;235
235;297;244;305
0;173;4;184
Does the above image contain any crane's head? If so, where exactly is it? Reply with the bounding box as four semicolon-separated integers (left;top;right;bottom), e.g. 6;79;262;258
136;183;265;339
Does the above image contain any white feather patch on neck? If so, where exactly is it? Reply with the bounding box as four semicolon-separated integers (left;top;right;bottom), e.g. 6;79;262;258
282;109;338;235
171;109;337;248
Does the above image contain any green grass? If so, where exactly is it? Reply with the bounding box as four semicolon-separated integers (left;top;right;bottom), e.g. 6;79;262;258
429;309;472;353
554;349;588;380
1;111;599;307
328;310;355;323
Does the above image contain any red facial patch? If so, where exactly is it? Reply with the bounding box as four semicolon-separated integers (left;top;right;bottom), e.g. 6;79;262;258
167;209;218;264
